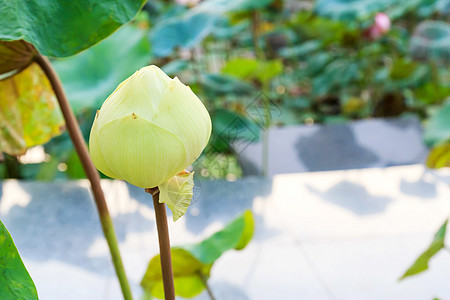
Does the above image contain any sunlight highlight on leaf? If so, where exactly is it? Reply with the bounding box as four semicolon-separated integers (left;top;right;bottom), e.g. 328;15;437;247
0;63;64;155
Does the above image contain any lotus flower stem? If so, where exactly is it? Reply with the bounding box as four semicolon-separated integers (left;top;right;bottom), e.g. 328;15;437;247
197;271;216;300
34;53;133;300
145;187;175;300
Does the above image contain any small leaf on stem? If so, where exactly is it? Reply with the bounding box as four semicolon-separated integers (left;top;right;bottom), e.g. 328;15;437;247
159;171;195;222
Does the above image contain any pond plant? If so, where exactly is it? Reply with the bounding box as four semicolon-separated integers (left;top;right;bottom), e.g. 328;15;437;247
1;0;449;298
0;1;254;299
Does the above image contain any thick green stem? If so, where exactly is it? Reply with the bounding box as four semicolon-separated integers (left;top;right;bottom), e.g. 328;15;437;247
34;53;133;300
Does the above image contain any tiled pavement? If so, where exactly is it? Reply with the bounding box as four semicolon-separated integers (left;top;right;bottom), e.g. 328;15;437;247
1;164;449;299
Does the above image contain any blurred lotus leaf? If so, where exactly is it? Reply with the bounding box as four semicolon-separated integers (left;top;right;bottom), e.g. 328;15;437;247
314;0;393;20
0;0;146;57
141;210;254;299
210;108;261;152
161;59;189;76
312;59;359;96
279;40;323;59
151;0;274;57
0;40;36;78
386;58;429;89
410;21;450;64
426;142;450;169
414;81;450;104
151;12;217;57
0;63;64;155
221;57;283;84
0;220;38;299
424;103;450;147
200;74;255;96
53;25;152;114
291;12;357;45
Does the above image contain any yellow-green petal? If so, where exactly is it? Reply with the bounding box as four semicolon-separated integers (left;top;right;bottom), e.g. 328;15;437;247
159;172;195;222
152;77;212;165
89;111;120;179
96;67;170;129
97;113;187;188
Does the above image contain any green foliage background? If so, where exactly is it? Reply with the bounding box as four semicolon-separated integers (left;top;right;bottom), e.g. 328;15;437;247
0;0;449;178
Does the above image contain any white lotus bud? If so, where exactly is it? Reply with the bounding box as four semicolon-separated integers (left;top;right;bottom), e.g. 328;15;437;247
89;65;211;189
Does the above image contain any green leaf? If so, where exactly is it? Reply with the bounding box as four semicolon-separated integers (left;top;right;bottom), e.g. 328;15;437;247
400;220;448;280
0;219;38;299
150;0;274;57
291;12;356;44
311;59;359;95
410;21;450;63
65;150;85;179
221;58;283;84
414;81;450;104
424;103;450;147
141;248;207;299
314;0;393;20
426;141;450;169
151;12;216;57
256;60;283;84
53;24;151;114
201;74;255;95
0;63;64;155
390;59;420;80
161;60;189;76
279;40;322;59
159;172;194;222
141;210;254;298
211;109;260;152
185;210;255;264
221;58;259;80
0;0;145;57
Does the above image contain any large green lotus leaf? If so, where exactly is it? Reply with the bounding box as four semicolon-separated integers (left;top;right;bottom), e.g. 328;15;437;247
424;103;450;147
0;219;38;299
0;0;145;57
140;210;254;299
52;25;151;114
0;63;64;155
400;220;447;280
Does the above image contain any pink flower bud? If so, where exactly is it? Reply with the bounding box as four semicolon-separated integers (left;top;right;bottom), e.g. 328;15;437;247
374;13;391;34
365;12;391;40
